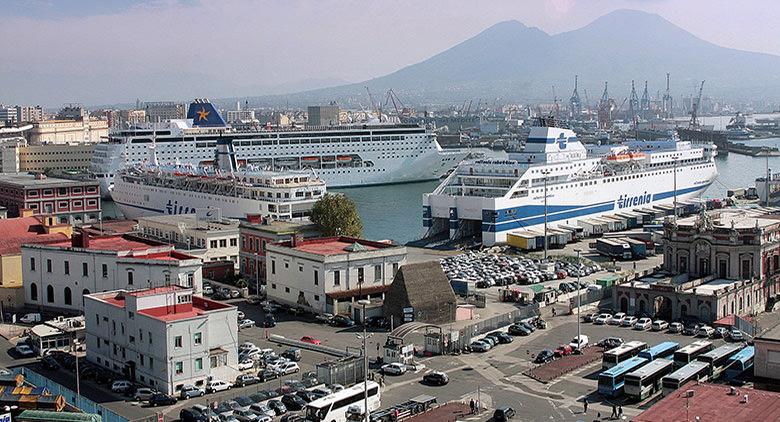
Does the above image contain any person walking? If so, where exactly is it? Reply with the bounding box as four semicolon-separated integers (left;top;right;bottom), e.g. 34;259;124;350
610;404;617;419
469;399;475;414
618;406;623;419
583;398;589;414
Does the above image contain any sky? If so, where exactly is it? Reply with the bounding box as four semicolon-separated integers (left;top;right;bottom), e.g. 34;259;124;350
3;0;780;106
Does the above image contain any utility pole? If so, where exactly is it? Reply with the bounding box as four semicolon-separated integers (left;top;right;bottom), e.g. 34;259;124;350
542;170;550;261
356;300;372;422
575;249;582;352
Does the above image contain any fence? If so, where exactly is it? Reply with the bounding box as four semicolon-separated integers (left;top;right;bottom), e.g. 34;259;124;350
448;304;540;351
567;287;612;312
316;355;366;386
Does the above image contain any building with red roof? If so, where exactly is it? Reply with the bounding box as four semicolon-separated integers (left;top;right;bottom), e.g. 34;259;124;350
265;235;406;316
22;231;202;312
634;382;780;422
84;285;238;395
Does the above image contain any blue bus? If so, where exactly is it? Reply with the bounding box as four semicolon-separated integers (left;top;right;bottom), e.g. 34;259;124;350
697;343;743;379
638;341;679;361
598;357;648;397
724;346;754;380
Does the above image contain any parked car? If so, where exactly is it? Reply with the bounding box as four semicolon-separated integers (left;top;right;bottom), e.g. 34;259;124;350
281;348;302;362
609;313;627;325
583;313;598;323
479;336;497;347
594;313;612;325
238;360;256;371
300;336;321;345
697;326;715;338
713;327;728;339
179;384;205;400
111;380;133;393
507;324;531;336
534;349;555;364
728;328;744;342
683;323;700;336
19;313;41;324
273;362;300;375
621;316;638;327
469;341;491;352
493;332;514;344
554;344;573;358
280;393;307;411
280;414;304;422
14;343;34;358
179;407;210;422
134;387;157;402
422;371;449;386
230;289;241;298
262;315;276;328
235;374;260;387
41;356;60;370
493;406;516;422
329;315;355;327
257;368;279;382
250;403;276;418
202;286;214;296
239;319;256;329
569;335;589;350
239;342;257;352
668;322;684;334
295;390;318;403
651;320;669;331
232;408;260;422
148;393;177;406
268;399;287;415
237;311;246;320
598;337;624;349
206;380;231;393
365;316;390;329
381;362;407;375
634;317;653;330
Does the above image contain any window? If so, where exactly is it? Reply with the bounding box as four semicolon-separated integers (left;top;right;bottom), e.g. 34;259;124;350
82;262;88;277
334;270;340;286
30;283;37;301
392;263;399;276
46;285;54;303
64;287;72;305
358;268;364;283
175;361;183;374
128;311;134;319
219;239;227;247
195;358;203;371
127;271;134;285
229;238;237;247
102;264;108;278
210;240;217;248
30;257;35;271
314;294;320;301
149;357;154;369
285;287;290;293
129;335;135;344
194;332;202;345
64;261;69;275
174;336;182;348
187;273;194;287
374;265;382;282
314;270;319;286
46;259;52;273
95;314;99;325
271;260;276;275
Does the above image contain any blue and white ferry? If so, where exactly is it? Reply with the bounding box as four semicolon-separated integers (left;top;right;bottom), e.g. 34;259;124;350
423;123;718;245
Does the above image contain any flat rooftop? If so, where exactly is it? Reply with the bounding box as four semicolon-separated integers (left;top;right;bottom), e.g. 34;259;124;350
96;286;233;322
43;234;197;260
0;173;98;188
239;218;317;235
694;278;742;294
633;382;780;422
757;322;780;342
138;214;239;231
676;207;780;230
274;236;401;257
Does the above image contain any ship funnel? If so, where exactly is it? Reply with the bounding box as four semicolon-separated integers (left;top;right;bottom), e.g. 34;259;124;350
215;136;237;173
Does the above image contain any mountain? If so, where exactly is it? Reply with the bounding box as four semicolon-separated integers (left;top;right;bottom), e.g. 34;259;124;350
266;9;780;106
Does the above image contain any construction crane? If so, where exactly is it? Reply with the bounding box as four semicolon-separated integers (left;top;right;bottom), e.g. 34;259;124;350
662;73;674;118
383;89;405;117
689;80;705;128
365;86;379;119
569;75;582;118
465;100;473;117
628;80;639;125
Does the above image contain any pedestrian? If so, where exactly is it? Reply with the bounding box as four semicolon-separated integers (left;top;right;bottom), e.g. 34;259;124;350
552;307;557;317
583;398;588;414
469;399;475;414
610;404;617;419
476;399;481;413
618;406;623;419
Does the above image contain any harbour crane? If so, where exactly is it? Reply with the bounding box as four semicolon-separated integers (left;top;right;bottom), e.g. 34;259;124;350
662;73;674;118
689;80;705;128
365;86;379;119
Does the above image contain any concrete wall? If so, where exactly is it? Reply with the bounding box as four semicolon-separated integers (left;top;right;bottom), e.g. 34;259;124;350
755;339;780;382
0;254;22;288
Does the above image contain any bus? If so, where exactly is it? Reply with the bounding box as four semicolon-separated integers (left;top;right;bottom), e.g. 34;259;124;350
638;341;679;362
598;357;648;398
724;346;754;380
305;381;381;422
697;344;743;379
624;358;675;401
673;340;713;368
602;341;648;369
662;361;710;396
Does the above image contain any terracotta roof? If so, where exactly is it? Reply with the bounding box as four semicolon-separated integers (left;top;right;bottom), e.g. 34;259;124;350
633;382;780;422
0;216;69;255
276;236;397;256
99;289;232;322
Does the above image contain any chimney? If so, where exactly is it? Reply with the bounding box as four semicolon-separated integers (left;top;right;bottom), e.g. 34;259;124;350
20;208;34;218
72;231;90;248
246;214;262;224
290;233;303;248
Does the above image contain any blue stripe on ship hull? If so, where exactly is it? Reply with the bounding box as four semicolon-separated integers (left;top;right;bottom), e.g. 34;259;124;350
112;200;165;214
651;185;709;201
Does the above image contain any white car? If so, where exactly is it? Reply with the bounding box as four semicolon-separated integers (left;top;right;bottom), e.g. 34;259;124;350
651;320;669;331
634;317;652;330
621;316;638;327
239;341;256;351
697;326;715;338
569;335;589;350
238;359;255;371
668;322;684;333
272;362;300;375
380;362;407;375
609;313;626;325
594;313;612;325
206;380;231;393
250;403;276;418
111;380;133;393
133;387;157;402
238;319;256;329
237;311;245;320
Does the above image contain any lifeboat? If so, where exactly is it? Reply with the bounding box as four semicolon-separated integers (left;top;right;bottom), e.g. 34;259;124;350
337;155;353;162
301;156;320;162
606;153;631;163
629;152;647;160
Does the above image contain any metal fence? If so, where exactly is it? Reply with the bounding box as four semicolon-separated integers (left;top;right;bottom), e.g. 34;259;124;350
567;287;612;312
448;304;540;351
316;355;366;386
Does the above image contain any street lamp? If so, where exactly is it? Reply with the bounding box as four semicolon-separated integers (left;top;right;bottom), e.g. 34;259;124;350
541;170;551;261
575;249;582;353
355;299;372;422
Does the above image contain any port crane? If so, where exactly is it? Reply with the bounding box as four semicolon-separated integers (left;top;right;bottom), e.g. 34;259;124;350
662;73;674;118
689;80;705;128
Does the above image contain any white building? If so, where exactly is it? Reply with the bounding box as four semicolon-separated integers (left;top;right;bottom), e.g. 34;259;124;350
22;232;202;312
136;214;240;269
265;236;407;315
29;315;86;356
84;286;239;394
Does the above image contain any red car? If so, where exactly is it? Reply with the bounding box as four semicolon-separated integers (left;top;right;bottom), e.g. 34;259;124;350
300;336;321;345
553;344;573;358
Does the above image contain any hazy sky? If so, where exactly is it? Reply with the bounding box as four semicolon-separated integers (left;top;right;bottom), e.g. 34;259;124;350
3;0;779;106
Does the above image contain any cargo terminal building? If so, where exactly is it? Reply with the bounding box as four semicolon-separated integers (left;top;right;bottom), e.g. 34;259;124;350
614;208;779;322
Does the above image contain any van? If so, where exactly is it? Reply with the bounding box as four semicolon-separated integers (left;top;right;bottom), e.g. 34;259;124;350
19;313;41;324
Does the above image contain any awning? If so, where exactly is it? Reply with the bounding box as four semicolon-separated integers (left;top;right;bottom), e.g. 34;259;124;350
325;285;389;300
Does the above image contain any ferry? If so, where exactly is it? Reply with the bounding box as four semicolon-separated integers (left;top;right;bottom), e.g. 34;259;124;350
110;139;326;220
423;120;718;245
92;99;467;197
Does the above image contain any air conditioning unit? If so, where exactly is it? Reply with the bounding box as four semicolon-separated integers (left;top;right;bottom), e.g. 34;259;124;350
686;390;695;398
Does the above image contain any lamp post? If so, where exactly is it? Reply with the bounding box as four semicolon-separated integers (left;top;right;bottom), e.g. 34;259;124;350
356;299;372;422
542;170;551;261
575;249;582;351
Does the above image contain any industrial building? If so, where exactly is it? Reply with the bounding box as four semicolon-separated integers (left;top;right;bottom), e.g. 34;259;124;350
29;119;108;144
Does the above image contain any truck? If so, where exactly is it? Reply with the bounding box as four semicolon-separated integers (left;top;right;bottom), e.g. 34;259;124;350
623;237;647;259
595;238;632;259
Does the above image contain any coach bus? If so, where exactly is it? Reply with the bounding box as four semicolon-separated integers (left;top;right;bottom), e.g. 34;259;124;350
306;381;381;422
697;344;743;379
662;361;710;396
724;346;754;380
598;357;648;398
638;341;679;362
602;341;648;369
624;358;675;400
673;340;713;368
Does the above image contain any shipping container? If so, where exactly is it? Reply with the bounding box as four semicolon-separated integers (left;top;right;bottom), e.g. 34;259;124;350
580;218;608;237
624;237;647;258
595;238;632;259
507;231;540;250
615;212;639;229
557;224;584;240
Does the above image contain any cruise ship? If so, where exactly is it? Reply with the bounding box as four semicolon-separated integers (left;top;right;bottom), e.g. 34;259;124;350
92;99;466;198
423;122;718;245
111;139;326;220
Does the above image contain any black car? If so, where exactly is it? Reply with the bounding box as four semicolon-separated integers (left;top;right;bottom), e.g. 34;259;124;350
683;324;700;336
250;391;273;403
365;316;390;329
329;315;355;327
422;371;449;386
493;406;516;422
494;332;514;344
507;324;530;336
518;321;536;332
534;349;555;364
268;399;288;415
281;393;307;411
41;356;60;370
282;348;302;362
258;368;279;382
179;408;209;422
296;390;318;403
281;414;304;422
148;393;177;406
263;315;277;328
234;395;254;409
235;374;260;387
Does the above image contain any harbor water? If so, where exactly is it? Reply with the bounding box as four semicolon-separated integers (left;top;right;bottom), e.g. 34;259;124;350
101;137;780;245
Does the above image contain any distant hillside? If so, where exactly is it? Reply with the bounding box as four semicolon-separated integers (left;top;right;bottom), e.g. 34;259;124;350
259;9;780;107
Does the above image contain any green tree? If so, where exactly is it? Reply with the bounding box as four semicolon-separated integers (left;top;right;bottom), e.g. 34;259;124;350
310;193;363;237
